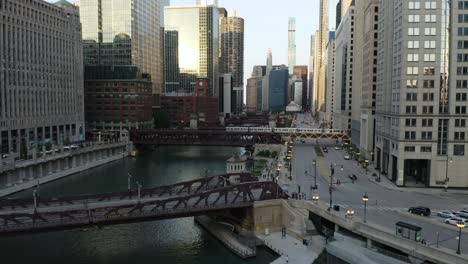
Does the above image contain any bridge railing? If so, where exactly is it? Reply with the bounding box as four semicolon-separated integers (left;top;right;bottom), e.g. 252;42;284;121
225;127;349;134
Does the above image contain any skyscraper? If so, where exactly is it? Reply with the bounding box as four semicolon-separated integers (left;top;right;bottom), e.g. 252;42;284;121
220;10;244;112
0;0;85;154
313;0;328;116
164;5;219;96
262;49;273;111
293;66;308;110
80;0;163;95
288;17;297;75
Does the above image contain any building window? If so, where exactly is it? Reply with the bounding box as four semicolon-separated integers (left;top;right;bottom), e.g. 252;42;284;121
424;67;435;75
455;132;466;141
422;119;434;127
406;105;417;114
405;131;416;140
454;145;465;156
421;146;432;153
456;106;467;114
423;80;435;88
408;28;420;36
455;119;466;128
409;1;421;9
406;80;418;88
423;54;436;61
408;41;420;49
424;14;437;22
456;93;468;102
407;54;419;62
423;93;434;101
409;15;420;22
422;106;434;114
405;118;417;127
421;131;433;140
407;67;419;75
424;1;436;9
424;40;436;49
404;146;416;152
406;93;418;101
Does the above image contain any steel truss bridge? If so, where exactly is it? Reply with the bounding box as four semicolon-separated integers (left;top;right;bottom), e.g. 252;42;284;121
130;127;350;147
0;173;288;235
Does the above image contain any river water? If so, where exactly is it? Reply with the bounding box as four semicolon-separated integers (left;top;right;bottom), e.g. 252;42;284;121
0;146;277;264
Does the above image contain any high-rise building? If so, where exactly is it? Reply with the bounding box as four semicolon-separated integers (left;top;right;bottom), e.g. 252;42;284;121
333;5;354;133
164;5;219;96
220;10;244;110
325;32;336;128
327;0;340;30
0;0;85;155
246;77;262;113
353;0;379;161
262;49;273;111
293;66;308;110
288;17;297;75
313;0;328;116
340;0;353;19
269;66;289;112
375;0;468;188
196;0;218;6
80;0;162;95
309;35;316;112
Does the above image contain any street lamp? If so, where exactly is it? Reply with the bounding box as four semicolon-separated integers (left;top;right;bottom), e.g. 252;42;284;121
33;189;38;213
328;164;344;209
127;173;132;191
312;193;319;203
346;209;355;219
136;181;142;203
444;157;453;192
457;221;464;254
362;194;369;223
312;160;317;189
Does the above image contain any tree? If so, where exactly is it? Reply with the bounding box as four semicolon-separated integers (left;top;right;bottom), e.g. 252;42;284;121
264;150;271;157
153;111;170;129
271;151;278;158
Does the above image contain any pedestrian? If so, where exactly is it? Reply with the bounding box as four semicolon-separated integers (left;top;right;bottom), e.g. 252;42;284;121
286;255;289;263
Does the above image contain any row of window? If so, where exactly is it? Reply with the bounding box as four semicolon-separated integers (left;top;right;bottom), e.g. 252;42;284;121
404;145;465;156
408;40;436;49
408;1;437;10
406;80;435;88
408;14;437;23
407;53;436;62
405;106;468;114
408;27;436;36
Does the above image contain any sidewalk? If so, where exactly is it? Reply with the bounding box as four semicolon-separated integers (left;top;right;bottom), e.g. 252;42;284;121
257;232;324;264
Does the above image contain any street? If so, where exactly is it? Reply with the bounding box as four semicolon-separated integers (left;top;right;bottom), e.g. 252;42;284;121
291;139;468;254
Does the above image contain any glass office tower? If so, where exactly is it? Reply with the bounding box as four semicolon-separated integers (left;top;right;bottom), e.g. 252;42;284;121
164;5;219;96
80;0;163;94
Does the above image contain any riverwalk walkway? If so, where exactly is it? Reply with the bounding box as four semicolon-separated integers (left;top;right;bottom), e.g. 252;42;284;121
195;216;256;259
257;232;324;264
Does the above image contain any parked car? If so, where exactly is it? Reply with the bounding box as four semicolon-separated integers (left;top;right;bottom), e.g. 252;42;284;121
455;209;468;218
322;147;328;153
344;155;351;160
348;174;358;181
334;146;341;150
408;206;431;216
444;217;468;226
437;211;456;218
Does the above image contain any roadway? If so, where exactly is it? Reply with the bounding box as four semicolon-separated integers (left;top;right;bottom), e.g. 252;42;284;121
291;140;468;254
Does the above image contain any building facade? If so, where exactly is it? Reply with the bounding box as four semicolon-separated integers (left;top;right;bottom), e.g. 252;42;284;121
355;0;379;161
164;5;219;96
293;66;308;111
84;66;153;131
333;6;355;132
269;66;289;112
80;0;162;95
288;17;297;75
0;0;85;155
325;32;336;128
375;0;468;188
220;11;244;94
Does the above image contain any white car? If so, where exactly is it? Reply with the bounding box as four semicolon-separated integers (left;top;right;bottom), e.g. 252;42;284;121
437;211;456;218
456;209;468;219
444;217;468;226
334;146;341;150
344;155;350;160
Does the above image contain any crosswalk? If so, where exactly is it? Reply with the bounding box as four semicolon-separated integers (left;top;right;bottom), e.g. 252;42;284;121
334;204;408;212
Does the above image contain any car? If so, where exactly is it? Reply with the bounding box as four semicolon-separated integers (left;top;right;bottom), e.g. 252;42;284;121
348;174;357;181
437;211;456;218
344;155;351;160
322;147;328;153
334;146;341;150
444;217;468;226
455;209;468;218
408;206;431;216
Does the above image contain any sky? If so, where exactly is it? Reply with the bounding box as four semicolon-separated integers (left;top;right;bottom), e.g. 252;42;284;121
49;0;320;85
172;0;320;81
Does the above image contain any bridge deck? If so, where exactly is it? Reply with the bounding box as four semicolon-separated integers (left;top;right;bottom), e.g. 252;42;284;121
0;174;288;235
